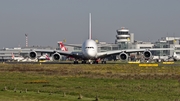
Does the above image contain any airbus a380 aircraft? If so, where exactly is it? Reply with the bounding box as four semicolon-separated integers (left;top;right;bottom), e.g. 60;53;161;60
29;13;173;64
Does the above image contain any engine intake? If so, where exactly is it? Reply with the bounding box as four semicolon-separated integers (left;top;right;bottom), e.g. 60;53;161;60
52;53;61;61
119;52;128;60
29;51;37;59
143;51;152;59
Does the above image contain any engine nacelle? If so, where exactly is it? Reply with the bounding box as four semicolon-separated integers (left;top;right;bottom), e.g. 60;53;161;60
29;51;37;59
119;52;128;60
52;53;61;61
143;51;152;59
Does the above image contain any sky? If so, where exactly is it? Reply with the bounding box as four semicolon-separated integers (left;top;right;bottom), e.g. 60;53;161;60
0;0;180;48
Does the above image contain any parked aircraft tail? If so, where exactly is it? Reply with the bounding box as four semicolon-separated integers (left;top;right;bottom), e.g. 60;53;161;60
58;42;68;51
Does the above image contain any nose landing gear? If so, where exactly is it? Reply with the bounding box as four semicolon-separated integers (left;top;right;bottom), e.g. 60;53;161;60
78;59;106;64
81;60;86;64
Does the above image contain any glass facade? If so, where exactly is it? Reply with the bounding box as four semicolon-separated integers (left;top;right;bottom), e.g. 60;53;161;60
117;32;129;35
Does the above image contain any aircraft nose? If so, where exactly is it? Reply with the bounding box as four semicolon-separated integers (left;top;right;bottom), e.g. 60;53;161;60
87;50;96;58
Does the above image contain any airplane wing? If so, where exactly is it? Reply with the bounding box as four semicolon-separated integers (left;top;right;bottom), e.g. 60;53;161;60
55;50;83;59
63;44;82;48
97;48;174;58
63;43;113;48
33;49;72;55
30;49;83;60
30;48;173;61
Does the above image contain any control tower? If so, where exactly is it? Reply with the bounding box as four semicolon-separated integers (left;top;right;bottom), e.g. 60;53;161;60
115;27;134;49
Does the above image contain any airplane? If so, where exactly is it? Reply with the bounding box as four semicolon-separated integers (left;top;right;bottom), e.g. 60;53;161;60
168;51;180;61
173;52;180;61
28;13;173;64
21;58;38;62
12;53;38;62
11;53;25;62
38;53;58;62
155;51;180;62
38;53;51;61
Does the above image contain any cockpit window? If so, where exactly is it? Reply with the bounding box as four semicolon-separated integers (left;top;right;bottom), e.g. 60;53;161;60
86;47;94;49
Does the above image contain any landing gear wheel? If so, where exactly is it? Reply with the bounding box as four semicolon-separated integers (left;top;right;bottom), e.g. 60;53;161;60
101;61;106;64
94;61;98;64
74;61;78;64
89;61;93;64
81;60;86;64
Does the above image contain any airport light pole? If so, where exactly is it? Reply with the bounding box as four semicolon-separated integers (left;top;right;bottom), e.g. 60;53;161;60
25;34;28;47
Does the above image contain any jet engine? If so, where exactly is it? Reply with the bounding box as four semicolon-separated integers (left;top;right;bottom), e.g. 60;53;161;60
119;52;128;60
29;51;37;59
52;53;61;61
143;50;152;59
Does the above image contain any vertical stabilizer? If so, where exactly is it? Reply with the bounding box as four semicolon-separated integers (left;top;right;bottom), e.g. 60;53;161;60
89;13;92;39
58;42;68;51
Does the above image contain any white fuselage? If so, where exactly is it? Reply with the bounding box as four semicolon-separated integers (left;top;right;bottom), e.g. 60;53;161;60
82;39;98;59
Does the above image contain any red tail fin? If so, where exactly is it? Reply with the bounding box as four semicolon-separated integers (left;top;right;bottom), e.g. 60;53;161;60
59;42;68;51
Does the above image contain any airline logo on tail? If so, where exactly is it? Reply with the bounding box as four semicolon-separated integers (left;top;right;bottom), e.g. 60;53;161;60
59;42;68;51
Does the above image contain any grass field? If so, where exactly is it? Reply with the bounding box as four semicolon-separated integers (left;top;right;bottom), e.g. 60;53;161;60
0;63;180;101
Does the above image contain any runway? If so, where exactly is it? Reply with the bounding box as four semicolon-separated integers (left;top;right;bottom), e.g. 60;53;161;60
3;61;180;66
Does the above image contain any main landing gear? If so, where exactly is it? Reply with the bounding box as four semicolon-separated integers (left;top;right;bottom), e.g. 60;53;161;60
81;60;86;64
73;60;106;64
101;61;106;64
93;60;99;64
101;58;106;64
74;60;79;64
